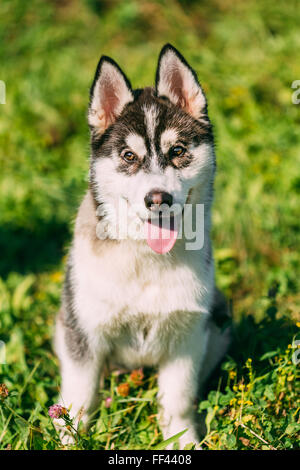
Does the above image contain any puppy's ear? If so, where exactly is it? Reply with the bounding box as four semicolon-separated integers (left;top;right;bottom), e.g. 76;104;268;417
156;44;207;119
88;56;134;134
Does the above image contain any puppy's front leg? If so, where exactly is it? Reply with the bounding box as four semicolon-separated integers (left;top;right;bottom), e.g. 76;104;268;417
54;313;106;439
158;317;208;449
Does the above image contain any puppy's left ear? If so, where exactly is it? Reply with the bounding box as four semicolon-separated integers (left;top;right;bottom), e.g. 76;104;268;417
88;56;134;134
156;44;207;119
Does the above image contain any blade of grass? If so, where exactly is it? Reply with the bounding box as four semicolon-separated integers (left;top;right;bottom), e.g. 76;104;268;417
152;429;187;450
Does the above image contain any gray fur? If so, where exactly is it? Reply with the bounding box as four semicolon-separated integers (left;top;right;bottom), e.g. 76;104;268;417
60;260;91;363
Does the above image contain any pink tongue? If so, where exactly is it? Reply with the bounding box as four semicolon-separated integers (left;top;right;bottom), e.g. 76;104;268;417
145;217;179;254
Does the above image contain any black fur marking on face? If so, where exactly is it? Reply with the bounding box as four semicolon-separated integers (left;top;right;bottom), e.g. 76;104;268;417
90;126;114;155
89;87;214;177
152;92;213;170
116;156;143;176
62;260;91;362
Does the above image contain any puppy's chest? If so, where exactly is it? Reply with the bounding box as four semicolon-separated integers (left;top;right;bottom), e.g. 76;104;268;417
73;238;208;334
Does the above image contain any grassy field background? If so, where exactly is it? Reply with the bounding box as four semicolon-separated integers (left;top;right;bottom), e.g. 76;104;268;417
0;0;299;450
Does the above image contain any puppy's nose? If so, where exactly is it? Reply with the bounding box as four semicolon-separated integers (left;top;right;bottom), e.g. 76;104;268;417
144;190;173;210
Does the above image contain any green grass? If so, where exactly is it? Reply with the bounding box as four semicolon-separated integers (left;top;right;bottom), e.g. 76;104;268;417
0;0;299;450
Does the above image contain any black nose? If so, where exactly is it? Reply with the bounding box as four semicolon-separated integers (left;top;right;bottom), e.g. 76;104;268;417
144;190;173;210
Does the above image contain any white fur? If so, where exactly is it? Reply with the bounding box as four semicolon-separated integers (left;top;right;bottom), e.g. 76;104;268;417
160;128;178;153
93;141;213;231
143;104;163;174
125;133;147;158
143;104;158;141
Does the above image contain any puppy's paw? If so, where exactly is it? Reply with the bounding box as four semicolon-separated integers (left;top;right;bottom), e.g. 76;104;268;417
53;418;76;447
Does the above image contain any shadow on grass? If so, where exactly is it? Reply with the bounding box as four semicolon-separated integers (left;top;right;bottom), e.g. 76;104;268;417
205;303;297;393
0;219;71;278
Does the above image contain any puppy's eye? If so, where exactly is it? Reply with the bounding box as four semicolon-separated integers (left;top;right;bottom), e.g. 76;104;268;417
122;151;136;163
170;146;185;158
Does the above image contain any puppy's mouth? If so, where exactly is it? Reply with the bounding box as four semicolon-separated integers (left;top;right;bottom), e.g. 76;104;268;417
144;212;181;255
143;189;194;254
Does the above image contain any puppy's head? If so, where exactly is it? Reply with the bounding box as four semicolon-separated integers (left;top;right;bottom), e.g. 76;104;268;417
88;44;215;251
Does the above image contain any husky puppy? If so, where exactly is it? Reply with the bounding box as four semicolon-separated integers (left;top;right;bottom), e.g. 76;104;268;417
54;44;230;449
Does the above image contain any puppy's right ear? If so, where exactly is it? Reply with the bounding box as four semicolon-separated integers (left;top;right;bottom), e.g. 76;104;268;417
88;56;134;134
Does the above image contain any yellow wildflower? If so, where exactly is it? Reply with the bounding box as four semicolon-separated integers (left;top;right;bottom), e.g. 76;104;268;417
50;271;63;283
